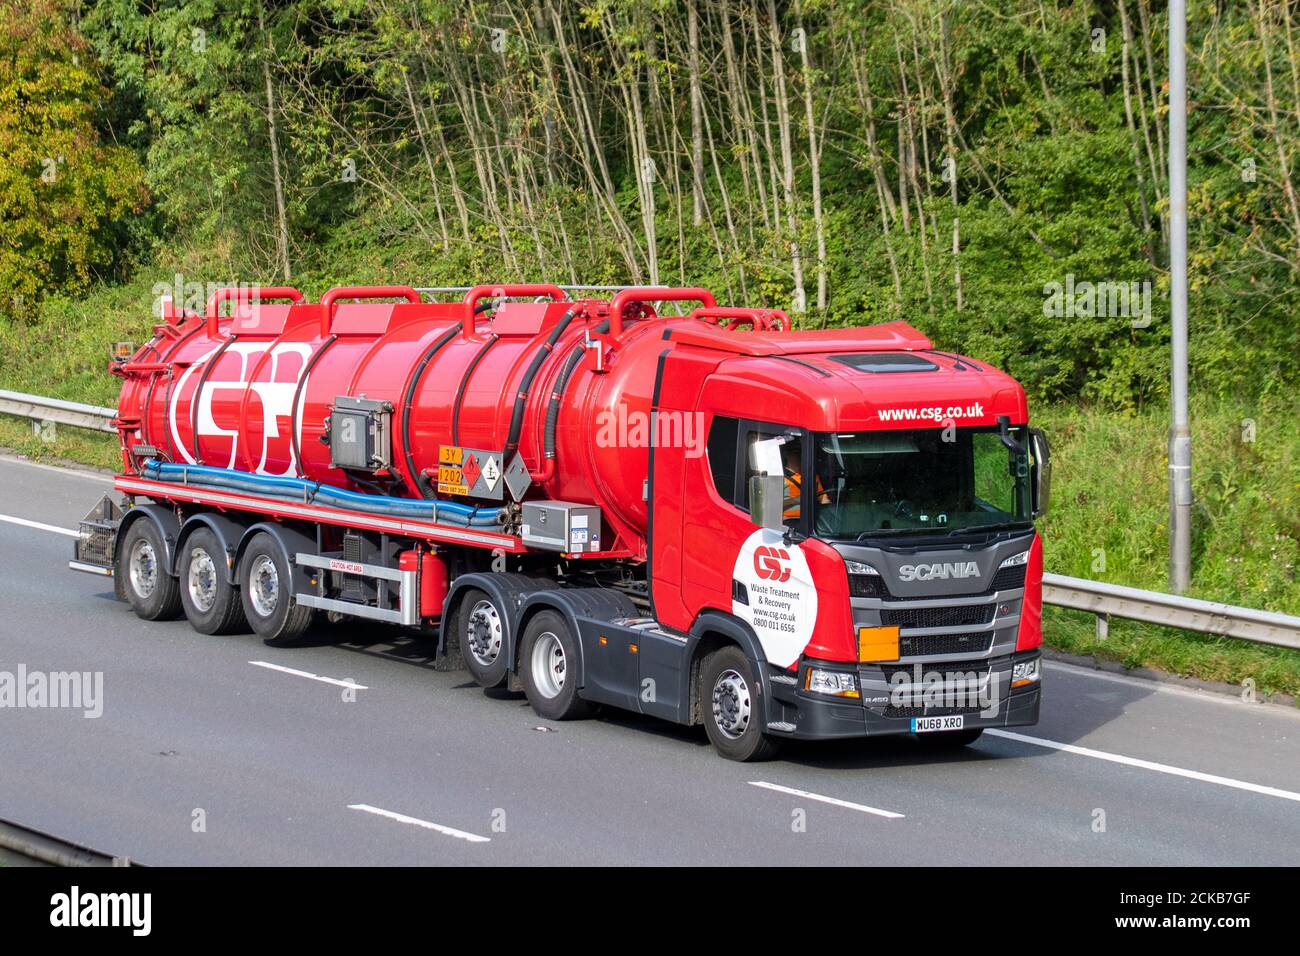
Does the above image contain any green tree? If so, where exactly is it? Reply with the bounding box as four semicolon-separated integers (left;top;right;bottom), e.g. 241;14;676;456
0;0;147;317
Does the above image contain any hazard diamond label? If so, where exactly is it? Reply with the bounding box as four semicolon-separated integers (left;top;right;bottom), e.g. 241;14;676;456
462;452;481;488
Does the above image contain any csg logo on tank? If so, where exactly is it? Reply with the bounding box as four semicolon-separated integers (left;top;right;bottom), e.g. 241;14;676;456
732;529;818;668
168;341;312;475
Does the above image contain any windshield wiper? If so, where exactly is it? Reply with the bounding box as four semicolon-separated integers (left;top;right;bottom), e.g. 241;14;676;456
854;527;934;541
946;520;1032;537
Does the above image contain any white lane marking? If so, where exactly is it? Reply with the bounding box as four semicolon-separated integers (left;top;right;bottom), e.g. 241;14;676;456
0;513;79;538
248;660;368;691
0;454;114;483
1044;660;1300;717
749;781;905;819
348;804;491;843
986;729;1300;804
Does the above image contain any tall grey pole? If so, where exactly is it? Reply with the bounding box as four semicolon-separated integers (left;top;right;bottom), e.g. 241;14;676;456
1168;0;1192;593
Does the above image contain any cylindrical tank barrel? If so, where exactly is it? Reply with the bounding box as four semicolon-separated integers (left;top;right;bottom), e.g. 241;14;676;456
113;286;720;556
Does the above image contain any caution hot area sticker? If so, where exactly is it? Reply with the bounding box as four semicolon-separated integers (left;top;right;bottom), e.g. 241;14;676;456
731;529;818;669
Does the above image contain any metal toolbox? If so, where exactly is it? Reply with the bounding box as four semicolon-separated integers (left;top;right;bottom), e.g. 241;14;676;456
521;501;602;554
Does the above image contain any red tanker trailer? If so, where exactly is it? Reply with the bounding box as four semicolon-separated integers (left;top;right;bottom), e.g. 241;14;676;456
71;283;1051;760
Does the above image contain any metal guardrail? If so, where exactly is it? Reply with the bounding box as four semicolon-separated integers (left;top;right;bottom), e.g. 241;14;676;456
1;390;1297;650
0;389;117;434
1043;572;1300;650
0;817;133;867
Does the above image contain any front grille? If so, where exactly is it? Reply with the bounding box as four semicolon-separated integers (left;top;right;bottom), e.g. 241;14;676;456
884;701;986;719
898;632;994;656
848;572;888;598
877;657;993;717
879;659;991;682
880;603;995;629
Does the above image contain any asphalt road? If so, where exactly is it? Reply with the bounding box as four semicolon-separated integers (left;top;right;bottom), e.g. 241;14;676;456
1;454;1297;865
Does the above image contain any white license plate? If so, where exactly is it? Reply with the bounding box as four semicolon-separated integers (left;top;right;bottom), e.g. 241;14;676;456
911;715;965;733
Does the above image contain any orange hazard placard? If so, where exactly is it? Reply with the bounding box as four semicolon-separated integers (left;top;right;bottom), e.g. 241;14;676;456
858;626;901;663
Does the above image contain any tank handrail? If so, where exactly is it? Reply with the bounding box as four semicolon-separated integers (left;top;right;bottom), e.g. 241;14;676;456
320;285;422;335
460;284;568;338
205;286;305;337
690;307;791;332
609;287;717;338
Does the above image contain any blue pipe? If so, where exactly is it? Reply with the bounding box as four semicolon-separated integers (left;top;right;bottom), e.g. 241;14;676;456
142;461;505;528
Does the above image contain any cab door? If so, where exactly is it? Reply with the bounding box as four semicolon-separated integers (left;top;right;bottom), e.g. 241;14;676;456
647;348;724;629
681;417;809;618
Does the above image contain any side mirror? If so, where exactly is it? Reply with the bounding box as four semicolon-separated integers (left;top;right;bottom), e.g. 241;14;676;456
749;474;786;531
1030;427;1052;517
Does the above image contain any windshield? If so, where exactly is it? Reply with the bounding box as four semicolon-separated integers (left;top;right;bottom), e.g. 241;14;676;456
813;426;1032;539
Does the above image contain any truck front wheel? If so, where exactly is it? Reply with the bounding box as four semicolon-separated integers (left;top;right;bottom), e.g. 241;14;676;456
120;520;182;621
519;610;590;721
700;646;781;762
238;533;313;646
179;528;247;635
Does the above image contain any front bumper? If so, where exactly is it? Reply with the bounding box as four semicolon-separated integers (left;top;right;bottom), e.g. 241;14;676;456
763;649;1042;740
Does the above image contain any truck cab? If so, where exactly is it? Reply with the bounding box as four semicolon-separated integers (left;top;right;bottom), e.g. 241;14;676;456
644;319;1050;757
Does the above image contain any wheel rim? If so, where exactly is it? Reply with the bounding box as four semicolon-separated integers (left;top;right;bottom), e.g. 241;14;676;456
187;547;218;613
530;631;566;699
712;669;752;740
129;539;158;599
465;600;503;667
248;555;279;618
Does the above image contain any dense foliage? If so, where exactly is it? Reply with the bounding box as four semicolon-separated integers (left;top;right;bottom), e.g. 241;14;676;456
0;0;146;316
3;0;1299;407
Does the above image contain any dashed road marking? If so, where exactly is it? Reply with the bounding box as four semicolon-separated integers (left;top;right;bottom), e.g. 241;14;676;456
248;660;368;691
749;781;905;819
348;804;491;843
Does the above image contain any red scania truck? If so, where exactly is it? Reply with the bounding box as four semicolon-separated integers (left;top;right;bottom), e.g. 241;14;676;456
71;283;1051;760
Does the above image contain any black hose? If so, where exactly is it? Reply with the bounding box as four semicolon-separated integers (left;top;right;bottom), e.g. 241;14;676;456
452;334;498;445
503;308;579;457
447;300;503;449
401;323;463;497
543;318;608;462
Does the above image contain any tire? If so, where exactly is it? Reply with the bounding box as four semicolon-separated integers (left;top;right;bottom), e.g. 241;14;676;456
519;610;590;721
916;728;984;748
238;532;313;646
119;519;182;621
700;646;781;762
459;588;509;688
178;528;247;635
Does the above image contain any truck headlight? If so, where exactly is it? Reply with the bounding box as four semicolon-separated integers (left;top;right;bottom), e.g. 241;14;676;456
1011;658;1041;687
844;560;879;575
999;550;1029;569
805;668;860;699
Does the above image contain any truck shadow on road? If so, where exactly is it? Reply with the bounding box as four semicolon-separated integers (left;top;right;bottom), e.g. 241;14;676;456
268;614;1159;765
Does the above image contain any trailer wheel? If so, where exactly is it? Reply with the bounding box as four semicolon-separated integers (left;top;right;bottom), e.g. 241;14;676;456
239;533;313;646
120;520;182;621
519;610;590;721
459;589;508;688
916;728;984;748
179;528;248;635
700;646;781;762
